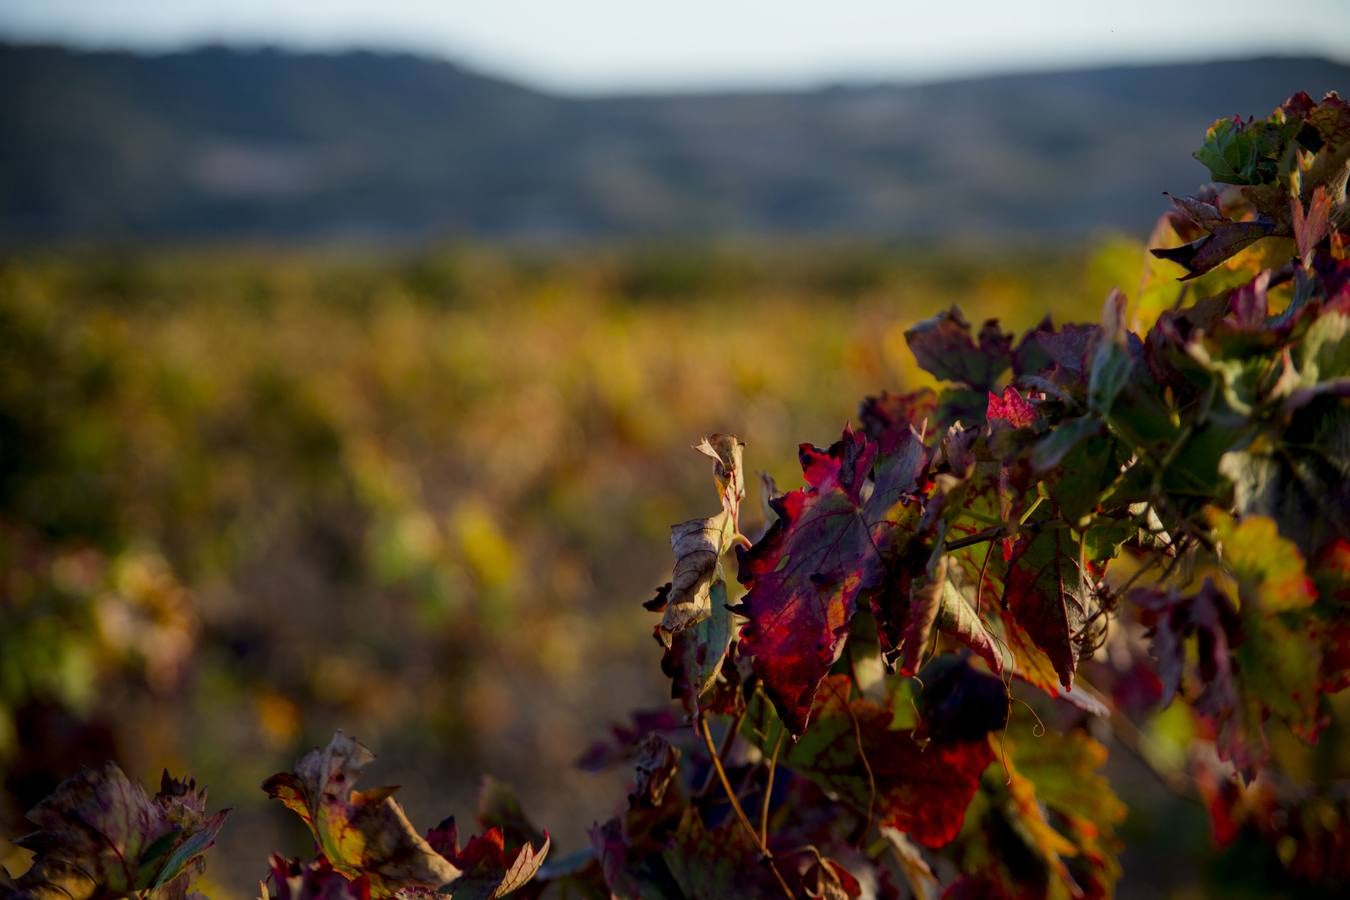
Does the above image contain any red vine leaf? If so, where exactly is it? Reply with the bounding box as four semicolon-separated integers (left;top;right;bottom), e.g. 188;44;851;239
735;429;876;734
985;386;1037;430
424;821;549;900
776;675;995;848
736;426;927;734
1002;528;1093;691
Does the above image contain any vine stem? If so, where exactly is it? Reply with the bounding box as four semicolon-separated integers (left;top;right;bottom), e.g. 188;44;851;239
945;525;1005;552
696;708;745;797
697;714;795;899
759;731;784;845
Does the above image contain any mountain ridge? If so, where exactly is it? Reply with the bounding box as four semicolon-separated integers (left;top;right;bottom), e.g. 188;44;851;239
2;43;1346;242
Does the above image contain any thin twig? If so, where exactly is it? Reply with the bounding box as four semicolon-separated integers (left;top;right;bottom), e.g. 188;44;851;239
696;708;745;797
759;731;784;845
838;688;876;844
697;715;795;899
975;539;995;615
945;525;1005;552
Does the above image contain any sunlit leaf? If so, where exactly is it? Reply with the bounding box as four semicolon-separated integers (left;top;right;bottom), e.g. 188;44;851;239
10;762;227;900
261;732;458;897
736;426;927;734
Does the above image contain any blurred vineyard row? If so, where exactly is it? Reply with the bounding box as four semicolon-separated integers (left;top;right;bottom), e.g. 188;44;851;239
0;239;1143;895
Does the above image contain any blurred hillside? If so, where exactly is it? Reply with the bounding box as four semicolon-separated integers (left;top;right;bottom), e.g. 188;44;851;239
1;44;1346;242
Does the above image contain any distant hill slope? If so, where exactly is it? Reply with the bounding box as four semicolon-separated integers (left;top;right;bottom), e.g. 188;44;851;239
1;44;1346;242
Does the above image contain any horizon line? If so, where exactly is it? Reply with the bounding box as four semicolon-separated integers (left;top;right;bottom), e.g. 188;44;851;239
4;34;1348;99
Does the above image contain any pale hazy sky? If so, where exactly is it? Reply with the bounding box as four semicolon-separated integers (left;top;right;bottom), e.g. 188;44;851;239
1;0;1347;93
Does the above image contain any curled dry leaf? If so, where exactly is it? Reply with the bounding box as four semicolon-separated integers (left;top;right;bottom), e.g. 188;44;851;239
645;434;745;648
261;732;458;898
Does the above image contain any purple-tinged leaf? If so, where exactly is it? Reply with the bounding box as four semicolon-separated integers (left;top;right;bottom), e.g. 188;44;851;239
737;426;929;734
424;820;549;900
1151;192;1276;280
261;855;372;900
905;308;1012;391
11;762;228;900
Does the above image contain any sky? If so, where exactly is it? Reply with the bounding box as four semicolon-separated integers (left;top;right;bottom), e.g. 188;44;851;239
1;0;1348;94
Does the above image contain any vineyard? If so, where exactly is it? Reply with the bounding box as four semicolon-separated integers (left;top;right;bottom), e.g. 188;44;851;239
2;91;1349;898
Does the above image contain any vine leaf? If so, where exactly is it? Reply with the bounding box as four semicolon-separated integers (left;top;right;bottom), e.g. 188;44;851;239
871;545;1004;679
1003;528;1092;691
934;581;1006;678
751;675;996;848
261;855;372;900
627;734;681;808
261;732;459;897
1207;510;1316;612
1150;192;1275;280
1087;289;1133;416
587;731;689;898
9;762;228;900
962;728;1124;900
1193;114;1299;186
424;821;550;900
1155;92;1350;279
662;807;779;899
646;434;746;646
1005;730;1125;899
904;307;1012;391
736;426;926;735
859;389;938;442
985;386;1036;429
1131;558;1321;780
1292;186;1332;265
576;710;686;772
1012;317;1098;385
646;435;748;713
658;581;738;713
